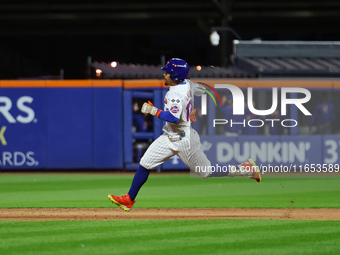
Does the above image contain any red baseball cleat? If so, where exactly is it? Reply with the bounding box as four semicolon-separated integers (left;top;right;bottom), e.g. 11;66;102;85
108;193;135;212
240;158;262;182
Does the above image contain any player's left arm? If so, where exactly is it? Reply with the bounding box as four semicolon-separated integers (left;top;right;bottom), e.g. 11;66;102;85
141;101;180;123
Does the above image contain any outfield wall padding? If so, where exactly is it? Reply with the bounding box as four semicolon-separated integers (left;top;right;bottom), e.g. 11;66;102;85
1;79;340;170
0;80;123;169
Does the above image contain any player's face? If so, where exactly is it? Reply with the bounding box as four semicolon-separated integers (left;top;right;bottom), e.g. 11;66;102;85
163;72;176;86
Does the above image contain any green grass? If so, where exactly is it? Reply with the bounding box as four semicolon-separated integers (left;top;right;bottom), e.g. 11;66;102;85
1;219;340;255
0;173;339;208
0;173;340;255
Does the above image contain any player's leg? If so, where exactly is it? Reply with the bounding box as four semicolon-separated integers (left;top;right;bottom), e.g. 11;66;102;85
179;129;261;181
127;135;174;200
178;147;212;178
108;134;175;211
180;146;261;181
139;134;175;170
177;129;212;178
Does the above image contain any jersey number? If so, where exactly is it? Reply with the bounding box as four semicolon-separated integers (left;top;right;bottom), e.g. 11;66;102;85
186;101;193;122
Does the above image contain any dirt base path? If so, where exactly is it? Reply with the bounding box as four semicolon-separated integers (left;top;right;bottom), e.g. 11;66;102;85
1;208;340;221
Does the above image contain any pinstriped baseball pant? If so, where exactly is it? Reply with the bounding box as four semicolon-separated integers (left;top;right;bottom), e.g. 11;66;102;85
140;132;211;178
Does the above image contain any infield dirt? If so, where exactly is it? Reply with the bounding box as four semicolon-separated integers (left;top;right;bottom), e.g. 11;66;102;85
1;208;339;221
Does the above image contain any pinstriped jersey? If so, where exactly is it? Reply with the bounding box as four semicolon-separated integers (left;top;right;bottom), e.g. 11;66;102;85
162;79;204;136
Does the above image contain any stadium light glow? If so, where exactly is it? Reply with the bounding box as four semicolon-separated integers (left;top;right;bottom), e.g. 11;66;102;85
210;31;220;46
95;69;102;77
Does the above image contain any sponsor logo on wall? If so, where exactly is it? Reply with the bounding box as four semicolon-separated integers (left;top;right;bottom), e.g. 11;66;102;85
0;96;39;167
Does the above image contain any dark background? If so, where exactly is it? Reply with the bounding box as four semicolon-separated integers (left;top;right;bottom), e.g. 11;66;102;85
1;0;340;79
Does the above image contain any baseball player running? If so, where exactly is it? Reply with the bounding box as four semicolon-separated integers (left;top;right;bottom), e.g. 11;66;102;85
108;58;261;211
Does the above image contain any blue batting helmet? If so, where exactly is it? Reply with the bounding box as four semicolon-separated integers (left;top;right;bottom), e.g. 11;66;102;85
161;58;190;81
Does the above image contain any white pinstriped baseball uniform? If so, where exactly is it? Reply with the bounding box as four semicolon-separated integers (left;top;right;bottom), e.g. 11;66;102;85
140;79;211;177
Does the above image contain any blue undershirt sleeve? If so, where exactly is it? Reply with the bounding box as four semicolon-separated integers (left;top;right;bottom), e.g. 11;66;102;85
158;110;180;123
